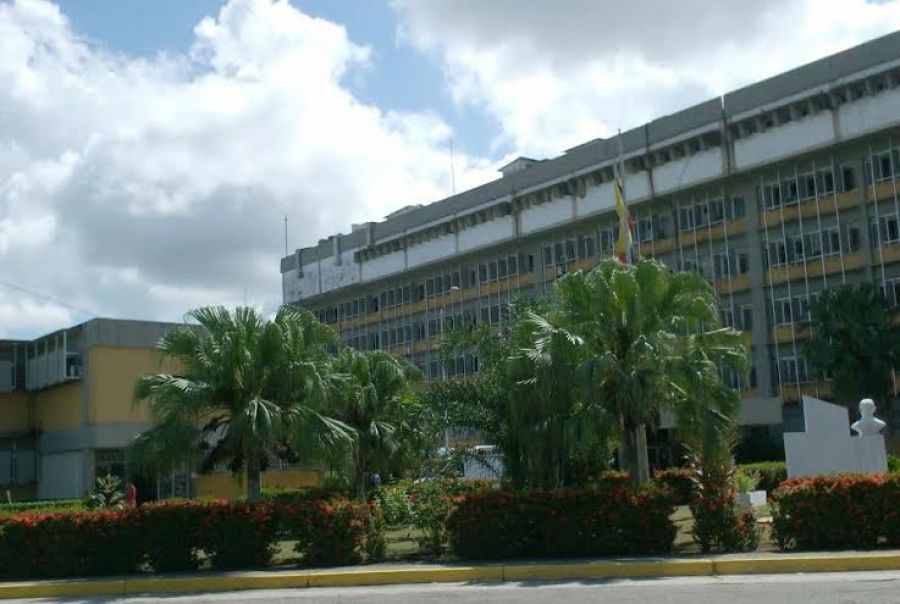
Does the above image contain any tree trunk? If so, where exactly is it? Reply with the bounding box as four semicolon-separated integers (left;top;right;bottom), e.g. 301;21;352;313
619;423;651;484
246;456;262;502
354;463;367;502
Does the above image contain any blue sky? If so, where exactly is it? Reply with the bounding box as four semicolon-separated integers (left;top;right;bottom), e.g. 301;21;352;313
3;0;900;338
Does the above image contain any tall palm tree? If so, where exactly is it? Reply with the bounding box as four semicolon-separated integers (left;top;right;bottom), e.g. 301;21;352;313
330;349;422;500
553;258;749;482
131;306;352;501
804;283;900;420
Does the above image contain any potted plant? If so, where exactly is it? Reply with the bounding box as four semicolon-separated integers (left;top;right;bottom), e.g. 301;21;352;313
734;468;766;507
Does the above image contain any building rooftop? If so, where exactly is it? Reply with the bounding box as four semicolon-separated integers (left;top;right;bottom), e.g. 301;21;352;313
281;29;900;274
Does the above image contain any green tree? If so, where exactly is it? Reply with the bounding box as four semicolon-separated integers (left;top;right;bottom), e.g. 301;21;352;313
131;306;352;501
804;283;900;419
330;349;423;500
552;258;749;483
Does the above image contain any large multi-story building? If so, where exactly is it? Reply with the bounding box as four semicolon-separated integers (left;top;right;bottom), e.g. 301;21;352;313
1;318;319;501
281;32;900;461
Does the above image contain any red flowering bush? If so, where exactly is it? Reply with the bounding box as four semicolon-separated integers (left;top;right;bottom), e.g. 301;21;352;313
652;468;693;505
137;499;210;572
771;474;900;550
196;501;279;570
445;486;676;560
279;498;385;566
689;488;759;553
0;509;142;578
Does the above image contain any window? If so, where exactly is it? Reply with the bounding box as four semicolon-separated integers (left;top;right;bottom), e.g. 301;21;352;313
498;258;508;278
768;241;788;267
578;235;596;258
713;252;730;279
479;264;488;284
731;197;746;219
565;239;577;261
509;255;519;276
635;218;654;243
740;305;753;331
820;169;835;194
451;271;461;288
841;165;857;191
554;243;564;265
599;226;617;251
822;227;841;256
874;214;900;246
735;251;749;274
846;225;861;252
763;183;782;209
488;261;498;280
774;298;793;325
543;246;553;267
803;232;822;259
709;199;725;224
679;207;696;232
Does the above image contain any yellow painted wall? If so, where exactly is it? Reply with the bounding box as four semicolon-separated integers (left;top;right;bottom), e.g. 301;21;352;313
87;347;179;425
33;382;83;432
0;391;30;433
193;470;321;501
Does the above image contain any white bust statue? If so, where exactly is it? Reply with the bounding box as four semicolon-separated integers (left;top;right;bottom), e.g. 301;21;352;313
851;398;886;436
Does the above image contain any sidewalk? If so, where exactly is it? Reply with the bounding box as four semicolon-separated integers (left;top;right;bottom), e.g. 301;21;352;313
2;550;899;599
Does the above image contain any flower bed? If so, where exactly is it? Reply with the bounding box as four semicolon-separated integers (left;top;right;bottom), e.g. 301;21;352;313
445;486;676;560
771;474;900;550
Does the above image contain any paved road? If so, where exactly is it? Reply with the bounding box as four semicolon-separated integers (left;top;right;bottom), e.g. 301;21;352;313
14;572;900;603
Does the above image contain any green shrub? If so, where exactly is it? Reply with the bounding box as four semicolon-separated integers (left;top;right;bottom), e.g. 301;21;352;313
771;474;900;550
407;479;494;555
739;461;786;493
262;484;350;504
280;498;385;566
196;501;279;570
137;500;208;572
372;482;413;527
652;468;693;505
0;509;142;578
888;454;900;473
445;486;676;560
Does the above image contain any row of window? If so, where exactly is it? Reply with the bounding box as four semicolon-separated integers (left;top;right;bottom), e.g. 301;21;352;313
678;197;746;232
760;167;848;210
764;224;861;268
341;304;511;351
772;293;820;327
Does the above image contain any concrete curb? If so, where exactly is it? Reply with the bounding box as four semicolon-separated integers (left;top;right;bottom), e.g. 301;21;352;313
1;553;899;599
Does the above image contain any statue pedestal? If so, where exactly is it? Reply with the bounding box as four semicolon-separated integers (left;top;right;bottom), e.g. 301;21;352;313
784;396;888;479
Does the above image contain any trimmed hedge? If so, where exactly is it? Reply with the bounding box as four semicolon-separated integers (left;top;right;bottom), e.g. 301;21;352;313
739;462;786;493
0;497;383;579
771;474;900;550
281;498;385;566
445;486;676;560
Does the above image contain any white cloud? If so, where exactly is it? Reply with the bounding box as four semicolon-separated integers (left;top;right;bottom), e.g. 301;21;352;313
392;0;900;156
0;0;497;339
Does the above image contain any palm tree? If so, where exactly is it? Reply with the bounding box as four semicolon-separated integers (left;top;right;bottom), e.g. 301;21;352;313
553;258;749;482
804;283;900;420
131;306;352;501
330;349;422;500
504;311;615;490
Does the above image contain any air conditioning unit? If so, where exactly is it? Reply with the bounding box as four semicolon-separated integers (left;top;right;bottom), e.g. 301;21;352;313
67;365;83;378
